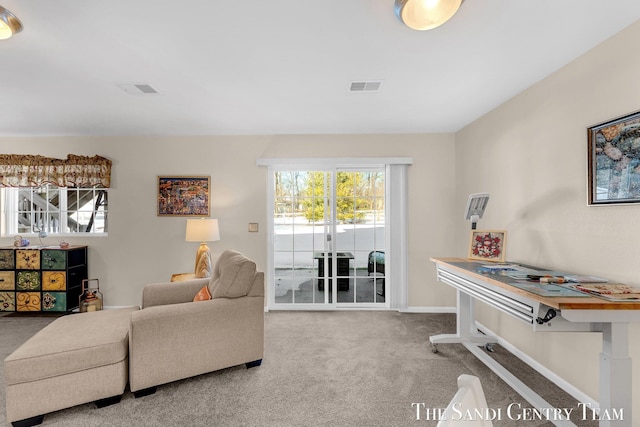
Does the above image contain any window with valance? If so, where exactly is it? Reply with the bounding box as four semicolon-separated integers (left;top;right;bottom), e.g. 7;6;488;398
0;155;111;236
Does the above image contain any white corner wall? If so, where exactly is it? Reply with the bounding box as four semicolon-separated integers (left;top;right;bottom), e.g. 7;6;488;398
455;19;640;419
0;133;456;309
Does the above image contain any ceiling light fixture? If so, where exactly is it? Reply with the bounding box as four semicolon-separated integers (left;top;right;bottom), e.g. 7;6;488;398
395;0;463;31
0;5;22;40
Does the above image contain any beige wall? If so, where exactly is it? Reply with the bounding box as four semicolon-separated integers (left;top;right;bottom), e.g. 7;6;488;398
456;20;640;417
0;133;456;309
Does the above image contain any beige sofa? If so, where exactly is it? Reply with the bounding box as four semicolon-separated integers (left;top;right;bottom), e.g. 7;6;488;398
128;250;265;396
5;307;139;427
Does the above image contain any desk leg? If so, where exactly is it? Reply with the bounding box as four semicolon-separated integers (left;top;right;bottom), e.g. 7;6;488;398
429;290;498;351
599;323;631;427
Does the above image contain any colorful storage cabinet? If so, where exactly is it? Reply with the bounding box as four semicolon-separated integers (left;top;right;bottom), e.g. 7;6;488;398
0;246;87;312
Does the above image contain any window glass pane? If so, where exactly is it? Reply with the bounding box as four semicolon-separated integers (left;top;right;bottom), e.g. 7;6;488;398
293;227;313;251
355;226;374;250
336;223;355;251
274;269;294;303
307;172;326;197
336;172;355;197
375;226;386;250
68;211;80;232
95;190;107;233
274;226;293;252
67;188;78;212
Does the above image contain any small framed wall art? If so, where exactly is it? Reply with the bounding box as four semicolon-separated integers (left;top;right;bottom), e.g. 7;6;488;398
157;176;210;216
588;110;640;205
468;230;507;263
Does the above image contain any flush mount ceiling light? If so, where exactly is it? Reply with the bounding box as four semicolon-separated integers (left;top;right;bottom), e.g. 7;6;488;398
395;0;463;31
0;5;23;40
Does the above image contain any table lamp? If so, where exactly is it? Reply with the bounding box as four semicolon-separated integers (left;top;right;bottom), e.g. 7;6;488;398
186;218;220;278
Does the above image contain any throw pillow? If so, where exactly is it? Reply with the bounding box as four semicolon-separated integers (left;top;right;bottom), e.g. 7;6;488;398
193;285;212;302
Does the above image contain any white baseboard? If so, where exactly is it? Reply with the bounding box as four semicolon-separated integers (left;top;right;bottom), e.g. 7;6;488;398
476;321;599;410
264;304;456;314
264;306;457;313
400;306;456;313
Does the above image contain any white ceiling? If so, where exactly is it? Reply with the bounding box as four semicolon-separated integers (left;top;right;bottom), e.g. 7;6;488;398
2;0;640;137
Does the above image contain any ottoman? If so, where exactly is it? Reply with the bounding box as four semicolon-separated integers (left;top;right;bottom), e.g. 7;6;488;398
4;306;139;427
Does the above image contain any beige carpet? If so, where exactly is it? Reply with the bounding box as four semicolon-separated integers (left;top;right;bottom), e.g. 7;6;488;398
0;311;597;426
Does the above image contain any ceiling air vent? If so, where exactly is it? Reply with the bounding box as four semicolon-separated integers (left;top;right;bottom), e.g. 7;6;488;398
349;81;382;92
117;83;160;95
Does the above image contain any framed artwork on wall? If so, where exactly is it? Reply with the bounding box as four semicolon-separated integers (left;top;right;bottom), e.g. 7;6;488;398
588;110;640;205
157;176;210;216
468;230;506;263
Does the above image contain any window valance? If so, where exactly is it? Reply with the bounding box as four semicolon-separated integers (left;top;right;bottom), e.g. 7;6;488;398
0;154;112;188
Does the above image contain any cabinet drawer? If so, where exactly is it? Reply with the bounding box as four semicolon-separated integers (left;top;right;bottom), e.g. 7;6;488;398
43;271;66;291
42;291;67;312
67;248;87;267
41;250;67;270
67;267;87;289
16;250;40;270
16;271;41;291
0;291;15;311
16;292;41;311
0;249;14;269
0;271;14;290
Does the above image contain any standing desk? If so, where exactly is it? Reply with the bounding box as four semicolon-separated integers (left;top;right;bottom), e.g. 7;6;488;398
430;257;640;427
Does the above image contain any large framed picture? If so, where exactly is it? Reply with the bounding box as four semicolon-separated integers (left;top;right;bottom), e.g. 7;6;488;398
157;176;210;216
468;230;506;263
588;110;640;205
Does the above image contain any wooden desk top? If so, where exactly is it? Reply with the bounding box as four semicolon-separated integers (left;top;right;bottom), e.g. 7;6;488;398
431;257;640;311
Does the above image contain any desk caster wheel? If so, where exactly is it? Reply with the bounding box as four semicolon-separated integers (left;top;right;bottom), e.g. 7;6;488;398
485;343;496;353
430;342;438;354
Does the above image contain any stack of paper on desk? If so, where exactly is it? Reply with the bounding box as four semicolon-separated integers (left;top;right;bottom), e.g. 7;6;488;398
572;283;640;301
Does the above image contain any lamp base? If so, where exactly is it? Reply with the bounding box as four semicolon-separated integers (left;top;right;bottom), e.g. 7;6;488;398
194;243;212;278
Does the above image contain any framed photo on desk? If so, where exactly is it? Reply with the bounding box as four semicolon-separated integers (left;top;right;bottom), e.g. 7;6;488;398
468;230;506;262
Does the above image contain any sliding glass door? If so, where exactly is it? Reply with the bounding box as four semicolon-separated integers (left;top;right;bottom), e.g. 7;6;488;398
272;168;386;308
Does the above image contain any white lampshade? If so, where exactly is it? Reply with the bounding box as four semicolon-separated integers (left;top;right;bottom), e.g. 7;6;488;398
395;0;463;31
186;218;220;243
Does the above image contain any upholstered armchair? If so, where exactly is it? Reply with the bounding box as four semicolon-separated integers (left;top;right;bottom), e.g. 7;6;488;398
128;250;264;396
